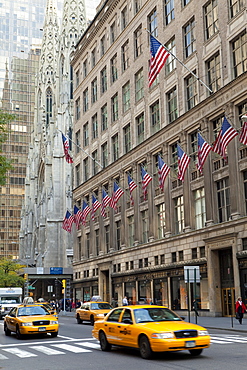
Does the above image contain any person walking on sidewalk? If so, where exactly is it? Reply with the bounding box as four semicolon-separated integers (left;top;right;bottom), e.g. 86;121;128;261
235;297;246;324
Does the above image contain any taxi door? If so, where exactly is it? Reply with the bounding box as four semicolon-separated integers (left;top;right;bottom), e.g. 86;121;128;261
82;303;90;321
102;308;124;344
6;307;18;332
116;308;135;346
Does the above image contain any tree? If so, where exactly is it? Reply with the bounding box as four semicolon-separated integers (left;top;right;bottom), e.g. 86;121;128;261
0;257;25;287
0;110;15;185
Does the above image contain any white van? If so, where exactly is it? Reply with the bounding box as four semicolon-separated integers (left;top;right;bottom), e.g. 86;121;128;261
0;287;22;319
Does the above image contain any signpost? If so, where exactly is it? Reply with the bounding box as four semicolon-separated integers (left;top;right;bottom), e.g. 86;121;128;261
184;266;200;323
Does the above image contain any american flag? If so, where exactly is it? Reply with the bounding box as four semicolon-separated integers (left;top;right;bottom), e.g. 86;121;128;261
158;155;170;191
81;200;91;226
62;210;74;233
197;132;212;173
127;175;137;206
148;35;170;88
239;118;247;146
61;133;73;163
109;182;124;211
212;117;238;159
177;144;190;182
74;205;82;229
101;189;111;217
91;195;101;221
141;167;152;200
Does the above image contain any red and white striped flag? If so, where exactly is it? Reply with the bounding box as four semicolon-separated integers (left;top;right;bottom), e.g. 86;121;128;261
197;133;212;173
127;175;137;206
109;182;124;211
101;189;111;217
239;119;247;146
141;167;152;200
158;155;170;191
62;210;74;233
177;144;190;182
212;117;238;159
149;35;170;87
62;133;73;163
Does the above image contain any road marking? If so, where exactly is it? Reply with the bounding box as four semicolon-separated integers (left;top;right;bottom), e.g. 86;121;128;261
52;343;92;353
29;345;65;355
2;348;37;358
211;336;247;344
0;353;8;360
77;341;101;349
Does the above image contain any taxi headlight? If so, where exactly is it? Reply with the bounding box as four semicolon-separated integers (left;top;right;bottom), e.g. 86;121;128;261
51;320;58;325
1;307;4;312
96;313;104;317
151;332;174;339
21;322;32;326
198;330;209;336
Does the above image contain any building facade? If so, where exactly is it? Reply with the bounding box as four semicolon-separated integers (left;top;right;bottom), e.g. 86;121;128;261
71;0;247;316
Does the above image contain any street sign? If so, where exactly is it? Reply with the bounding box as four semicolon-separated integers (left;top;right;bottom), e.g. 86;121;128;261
184;266;200;283
50;267;63;274
28;286;35;290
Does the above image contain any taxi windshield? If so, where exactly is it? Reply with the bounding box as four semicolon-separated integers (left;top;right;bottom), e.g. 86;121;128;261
17;306;50;317
134;308;182;323
91;303;112;310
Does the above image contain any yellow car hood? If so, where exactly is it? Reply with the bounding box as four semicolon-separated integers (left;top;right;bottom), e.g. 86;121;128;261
135;320;206;332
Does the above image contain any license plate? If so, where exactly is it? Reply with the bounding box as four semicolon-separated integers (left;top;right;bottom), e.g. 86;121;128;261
38;327;46;332
185;341;196;348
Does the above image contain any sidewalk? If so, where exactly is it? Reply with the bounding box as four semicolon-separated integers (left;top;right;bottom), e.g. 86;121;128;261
59;311;247;333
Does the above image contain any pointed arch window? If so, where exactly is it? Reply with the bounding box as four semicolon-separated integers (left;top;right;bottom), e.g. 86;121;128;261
46;88;52;125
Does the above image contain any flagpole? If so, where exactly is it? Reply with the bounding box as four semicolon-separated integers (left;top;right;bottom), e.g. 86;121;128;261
146;30;213;94
58;129;103;169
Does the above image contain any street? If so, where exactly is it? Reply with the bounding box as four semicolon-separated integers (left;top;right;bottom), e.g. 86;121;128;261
1;314;247;370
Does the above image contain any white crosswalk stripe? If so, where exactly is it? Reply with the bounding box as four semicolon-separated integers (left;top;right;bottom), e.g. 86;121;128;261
29;345;65;355
52;343;92;353
0;353;9;360
2;348;37;358
211;335;247;344
77;341;101;349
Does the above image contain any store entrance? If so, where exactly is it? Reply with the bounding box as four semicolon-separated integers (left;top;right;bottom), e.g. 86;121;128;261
222;287;235;316
219;248;235;317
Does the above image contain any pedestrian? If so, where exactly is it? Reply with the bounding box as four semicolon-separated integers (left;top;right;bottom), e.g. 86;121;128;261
235;296;246;324
122;296;128;306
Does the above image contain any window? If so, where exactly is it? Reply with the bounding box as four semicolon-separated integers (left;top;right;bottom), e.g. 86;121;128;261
194;188;206;229
83;157;89;181
212;116;223;140
83;122;89;147
167;87;178;123
190;131;197;163
75;131;80;154
122;40;129;71
46;88;52;125
182;0;191;6
136;113;145;144
112;134;119;161
192;248;197;259
102;142;108;168
185;72;198;110
174;195;184;234
134;0;141;14
238;101;247;129
121;6;128;30
144;257;149;267
111;54;118;83
92;114;98;139
178;251;183;261
83;88;88;112
86;234;90;258
101;67;107;93
75;97;80;120
232;31;247;78
105;225;110;253
148;8;157;37
243;171;247;215
141;210;149;243
92;150;98;175
95;229;99;255
91;48;96;68
200;246;205;258
216;178;230;222
128;215;134;247
155;255;159;265
229;0;244;19
204;0;219;40
126;261;129;270
101;104;108;131
184;18;196;58
207;52;221;93
135;68;144;102
157;203;166;238
164;0;175;26
122;81;130;113
139;259;143;268
160;254;165;264
123;123;131;153
130;261;134;269
83;59;87;78
116;220;121;250
75;70;80;87
150;100;160;134
134;25;142;58
110;22;116;44
91;78;97;103
243;238;247;251
171;252;176;262
165;37;176;74
100;35;106;56
75;164;81;187
111;94;118;122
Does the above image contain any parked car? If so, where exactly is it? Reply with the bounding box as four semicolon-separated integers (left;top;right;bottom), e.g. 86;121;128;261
76;301;112;325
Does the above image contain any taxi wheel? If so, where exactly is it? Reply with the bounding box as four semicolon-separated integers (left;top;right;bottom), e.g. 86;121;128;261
51;332;58;338
90;315;94;326
16;326;23;339
139;335;152;359
4;323;11;336
189;349;203;356
77;314;82;324
99;331;112;351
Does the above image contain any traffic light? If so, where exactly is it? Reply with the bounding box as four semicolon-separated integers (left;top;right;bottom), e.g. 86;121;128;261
24;273;28;280
62;279;66;288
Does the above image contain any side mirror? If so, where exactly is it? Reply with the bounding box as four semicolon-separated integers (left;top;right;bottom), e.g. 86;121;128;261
50;311;55;314
180;316;185;320
122;318;133;324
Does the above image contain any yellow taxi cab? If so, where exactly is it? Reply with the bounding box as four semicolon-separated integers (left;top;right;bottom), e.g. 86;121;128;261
92;305;211;359
4;303;59;339
76;301;112;326
22;297;58;318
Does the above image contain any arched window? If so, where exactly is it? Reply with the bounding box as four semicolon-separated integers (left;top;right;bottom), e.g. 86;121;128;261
46;88;52;125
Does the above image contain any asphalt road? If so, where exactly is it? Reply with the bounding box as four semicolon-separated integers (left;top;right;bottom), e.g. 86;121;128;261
1;315;247;370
